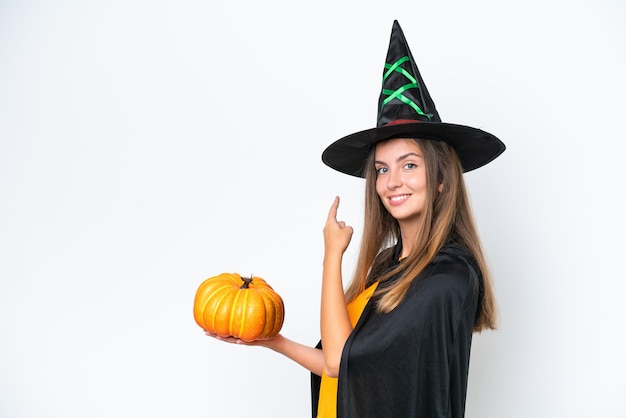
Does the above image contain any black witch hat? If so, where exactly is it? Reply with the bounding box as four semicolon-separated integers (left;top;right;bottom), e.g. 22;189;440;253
321;20;505;177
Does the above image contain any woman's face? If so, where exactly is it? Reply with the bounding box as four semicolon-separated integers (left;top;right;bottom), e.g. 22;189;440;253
374;138;429;226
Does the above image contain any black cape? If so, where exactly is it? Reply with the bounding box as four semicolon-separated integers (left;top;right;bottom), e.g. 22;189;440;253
311;242;482;418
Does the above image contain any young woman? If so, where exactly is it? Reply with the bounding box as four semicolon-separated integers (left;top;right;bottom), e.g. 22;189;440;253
207;20;505;418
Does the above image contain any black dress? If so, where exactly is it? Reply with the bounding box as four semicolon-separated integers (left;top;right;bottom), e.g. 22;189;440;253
311;242;483;418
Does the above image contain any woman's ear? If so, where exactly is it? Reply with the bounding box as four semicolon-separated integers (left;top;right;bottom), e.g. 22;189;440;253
438;183;444;193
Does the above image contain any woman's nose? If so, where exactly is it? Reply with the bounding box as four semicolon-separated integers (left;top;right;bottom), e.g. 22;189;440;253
386;169;402;189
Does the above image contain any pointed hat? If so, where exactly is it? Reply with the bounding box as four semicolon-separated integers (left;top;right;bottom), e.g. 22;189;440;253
321;20;505;177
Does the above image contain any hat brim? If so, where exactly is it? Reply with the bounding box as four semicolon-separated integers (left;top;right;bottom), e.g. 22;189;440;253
321;122;506;177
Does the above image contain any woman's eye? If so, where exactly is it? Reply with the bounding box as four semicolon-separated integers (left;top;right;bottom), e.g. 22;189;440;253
404;163;417;170
376;167;388;175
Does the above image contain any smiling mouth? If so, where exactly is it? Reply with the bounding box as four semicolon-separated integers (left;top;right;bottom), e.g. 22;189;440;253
389;194;410;203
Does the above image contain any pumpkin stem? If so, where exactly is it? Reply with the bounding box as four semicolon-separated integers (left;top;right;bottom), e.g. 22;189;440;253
240;274;254;289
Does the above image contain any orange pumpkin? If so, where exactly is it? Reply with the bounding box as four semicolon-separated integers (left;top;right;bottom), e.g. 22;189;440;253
193;273;285;342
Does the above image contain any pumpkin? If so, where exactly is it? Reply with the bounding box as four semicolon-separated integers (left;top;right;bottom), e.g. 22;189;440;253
193;272;285;342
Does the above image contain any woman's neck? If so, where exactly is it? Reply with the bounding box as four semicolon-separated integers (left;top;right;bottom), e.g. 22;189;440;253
398;222;420;259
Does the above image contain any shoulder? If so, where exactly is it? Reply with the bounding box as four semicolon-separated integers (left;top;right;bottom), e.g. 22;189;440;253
434;242;480;278
437;242;477;265
413;242;480;297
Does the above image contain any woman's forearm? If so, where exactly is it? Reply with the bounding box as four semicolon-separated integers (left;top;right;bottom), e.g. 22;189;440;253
320;251;353;377
260;334;326;376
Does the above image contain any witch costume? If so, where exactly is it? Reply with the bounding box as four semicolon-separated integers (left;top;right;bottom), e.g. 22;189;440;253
312;20;505;418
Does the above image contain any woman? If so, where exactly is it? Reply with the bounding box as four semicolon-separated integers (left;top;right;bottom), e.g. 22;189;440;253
208;20;505;417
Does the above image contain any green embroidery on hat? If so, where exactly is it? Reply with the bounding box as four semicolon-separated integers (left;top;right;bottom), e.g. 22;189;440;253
383;56;416;84
381;56;431;120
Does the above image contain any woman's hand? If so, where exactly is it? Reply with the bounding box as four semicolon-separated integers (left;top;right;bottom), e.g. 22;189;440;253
205;330;278;348
205;331;326;375
323;196;353;255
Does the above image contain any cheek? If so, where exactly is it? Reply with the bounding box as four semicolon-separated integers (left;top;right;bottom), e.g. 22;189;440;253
406;176;427;192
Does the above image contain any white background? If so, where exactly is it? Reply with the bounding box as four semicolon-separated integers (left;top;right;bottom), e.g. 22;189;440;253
1;1;625;417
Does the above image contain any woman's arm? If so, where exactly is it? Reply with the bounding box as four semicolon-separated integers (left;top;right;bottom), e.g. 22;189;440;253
261;335;325;376
207;332;325;376
205;196;354;378
320;196;354;377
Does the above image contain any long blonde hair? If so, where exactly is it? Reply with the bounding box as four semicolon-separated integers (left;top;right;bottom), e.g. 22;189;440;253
344;137;498;332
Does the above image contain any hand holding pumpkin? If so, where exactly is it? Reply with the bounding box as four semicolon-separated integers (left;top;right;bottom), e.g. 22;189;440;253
205;330;284;351
193;272;285;342
204;330;258;345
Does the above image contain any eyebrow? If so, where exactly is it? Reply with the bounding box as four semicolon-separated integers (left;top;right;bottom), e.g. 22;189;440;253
374;152;423;165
